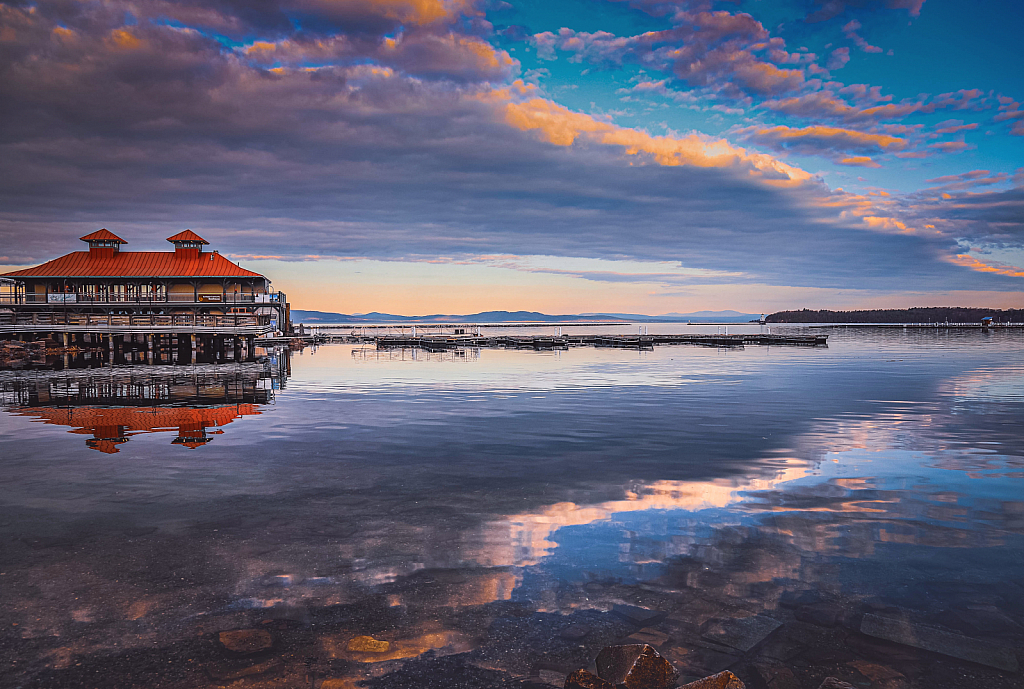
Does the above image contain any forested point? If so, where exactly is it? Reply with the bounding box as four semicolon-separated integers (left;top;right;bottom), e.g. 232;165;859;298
765;307;1024;323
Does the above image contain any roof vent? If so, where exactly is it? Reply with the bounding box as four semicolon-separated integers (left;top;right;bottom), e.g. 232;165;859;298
81;229;126;258
168;230;208;259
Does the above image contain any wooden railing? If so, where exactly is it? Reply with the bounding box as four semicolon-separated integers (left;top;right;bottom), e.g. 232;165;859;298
0;312;269;328
6;293;277;305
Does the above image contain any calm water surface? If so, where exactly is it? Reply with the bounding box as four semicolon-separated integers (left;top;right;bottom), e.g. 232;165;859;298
1;327;1022;687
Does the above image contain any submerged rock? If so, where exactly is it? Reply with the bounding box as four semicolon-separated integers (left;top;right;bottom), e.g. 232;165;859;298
217;628;273;655
701;615;781;652
564;669;615;689
816;679;856;689
860;613;1019;672
596;644;679;689
347;635;392;653
678;671;745;689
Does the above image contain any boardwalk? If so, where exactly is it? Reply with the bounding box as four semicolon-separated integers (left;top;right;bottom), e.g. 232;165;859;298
293;332;830;350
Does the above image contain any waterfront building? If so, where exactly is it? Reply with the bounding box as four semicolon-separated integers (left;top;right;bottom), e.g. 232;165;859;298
0;230;290;363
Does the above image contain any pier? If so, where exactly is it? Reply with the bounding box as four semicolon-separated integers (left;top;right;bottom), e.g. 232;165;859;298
370;332;827;349
265;331;828;349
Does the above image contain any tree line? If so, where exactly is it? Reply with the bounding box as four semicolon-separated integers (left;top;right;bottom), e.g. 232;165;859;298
764;307;1024;324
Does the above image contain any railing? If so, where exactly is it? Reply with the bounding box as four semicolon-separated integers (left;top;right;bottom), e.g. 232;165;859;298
0;312;269;329
10;292;278;305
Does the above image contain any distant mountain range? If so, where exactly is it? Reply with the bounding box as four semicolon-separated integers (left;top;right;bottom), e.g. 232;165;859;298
289;309;761;324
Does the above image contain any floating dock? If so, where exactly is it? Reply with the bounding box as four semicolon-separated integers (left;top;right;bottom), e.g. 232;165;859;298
366;332;827;350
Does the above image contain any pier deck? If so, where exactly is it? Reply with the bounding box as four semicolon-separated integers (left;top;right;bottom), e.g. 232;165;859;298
334;332;830;349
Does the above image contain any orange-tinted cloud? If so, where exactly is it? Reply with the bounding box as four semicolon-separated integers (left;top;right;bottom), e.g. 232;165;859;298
502;96;811;184
949;254;1024;278
840;156;881;167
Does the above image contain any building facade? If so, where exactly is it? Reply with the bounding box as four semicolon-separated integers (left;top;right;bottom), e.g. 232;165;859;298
0;230;290;363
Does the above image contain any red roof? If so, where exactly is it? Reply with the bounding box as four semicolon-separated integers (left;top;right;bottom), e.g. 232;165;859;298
1;251;265;279
167;230;208;244
80;229;127;243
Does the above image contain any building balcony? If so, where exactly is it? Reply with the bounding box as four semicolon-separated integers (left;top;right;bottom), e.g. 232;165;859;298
1;292;282;306
0;311;274;335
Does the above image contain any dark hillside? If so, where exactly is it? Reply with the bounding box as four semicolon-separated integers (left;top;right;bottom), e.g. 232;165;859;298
765;307;1024;323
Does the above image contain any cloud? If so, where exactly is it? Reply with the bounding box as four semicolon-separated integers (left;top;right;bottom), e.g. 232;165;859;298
838;156;880;167
842;19;883;53
933;119;978;135
531;10;805;98
736;124;906;160
826;47;850;70
805;0;926;23
503;97;810;183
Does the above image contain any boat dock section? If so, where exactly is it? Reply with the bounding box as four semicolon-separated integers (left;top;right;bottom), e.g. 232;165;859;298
264;332;827;349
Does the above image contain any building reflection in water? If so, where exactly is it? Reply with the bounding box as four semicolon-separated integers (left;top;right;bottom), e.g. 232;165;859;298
0;350;289;452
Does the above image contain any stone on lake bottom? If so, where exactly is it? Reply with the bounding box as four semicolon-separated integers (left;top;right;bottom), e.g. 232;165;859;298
860;613;1019;672
612;604;668;627
560;623;591;641
205;656;283;681
753;663;799;689
347;635;391;653
320;679;362;689
661;644;740;676
846;660;903;682
564;669;615;689
817;679;856;689
625;627;671;648
678;670;746;689
596;644;679;689
701;615;781;652
217;628;273;654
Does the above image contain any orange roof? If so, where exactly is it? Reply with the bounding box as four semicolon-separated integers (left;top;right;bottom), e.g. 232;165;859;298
17;404;260;431
167;230;208;244
14;404;262;452
81;229;127;243
1;250;265;279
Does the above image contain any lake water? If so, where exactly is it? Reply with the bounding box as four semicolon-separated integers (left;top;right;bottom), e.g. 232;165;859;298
1;326;1023;688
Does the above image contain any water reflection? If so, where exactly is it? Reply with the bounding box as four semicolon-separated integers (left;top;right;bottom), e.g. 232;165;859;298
12;404;264;452
0;354;289;452
0;330;1022;687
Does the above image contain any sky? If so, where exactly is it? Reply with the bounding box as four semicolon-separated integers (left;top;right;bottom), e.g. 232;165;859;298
0;0;1022;315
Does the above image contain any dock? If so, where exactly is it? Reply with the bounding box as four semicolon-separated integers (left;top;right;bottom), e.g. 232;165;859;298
264;332;828;349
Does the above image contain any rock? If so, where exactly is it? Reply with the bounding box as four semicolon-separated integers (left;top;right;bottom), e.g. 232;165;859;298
347;635;392;653
625;627;671;648
754;663;799;689
217;628;273;654
612;604;668;627
816;679;855;689
678;670;746;689
701;616;781;652
560;623;591;641
320;679;361;689
936;607;1024;637
860;613;1019;672
661;644;740;676
564;669;615;689
794;604;839;628
846;660;903;682
779;590;822;609
205;657;283;680
596;644;679;689
536;669;566;686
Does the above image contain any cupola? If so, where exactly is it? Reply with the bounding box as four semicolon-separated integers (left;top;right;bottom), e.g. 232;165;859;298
167;230;209;260
80;229;127;259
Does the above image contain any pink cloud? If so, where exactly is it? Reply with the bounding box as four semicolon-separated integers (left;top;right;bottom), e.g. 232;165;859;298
842;19;882;54
933;119;978;135
826;47;850;70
